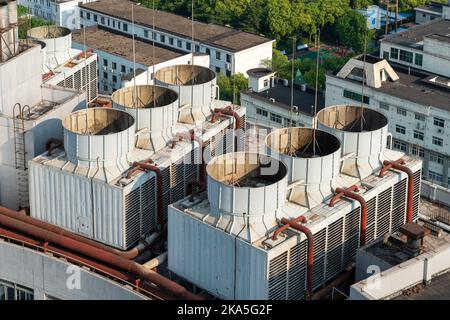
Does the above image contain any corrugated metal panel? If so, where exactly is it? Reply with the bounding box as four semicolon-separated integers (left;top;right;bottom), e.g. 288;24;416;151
168;207;236;299
29;161;93;238
93;182;124;249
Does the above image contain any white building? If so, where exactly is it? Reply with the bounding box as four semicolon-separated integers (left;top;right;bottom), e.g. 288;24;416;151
71;26;208;95
27;25;98;102
0;2;87;210
241;68;324;130
18;0;98;29
326;55;450;188
414;2;445;24
380;11;450;78
78;0;273;76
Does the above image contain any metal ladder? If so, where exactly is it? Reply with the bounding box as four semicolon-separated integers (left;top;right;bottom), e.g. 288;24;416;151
13;103;30;209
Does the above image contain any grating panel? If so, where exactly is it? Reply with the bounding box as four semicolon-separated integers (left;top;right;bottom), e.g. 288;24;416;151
376;187;392;238
268;251;288;300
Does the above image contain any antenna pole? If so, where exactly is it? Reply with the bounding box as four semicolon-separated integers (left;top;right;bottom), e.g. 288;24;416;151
152;0;156;107
313;29;321;156
132;3;137;107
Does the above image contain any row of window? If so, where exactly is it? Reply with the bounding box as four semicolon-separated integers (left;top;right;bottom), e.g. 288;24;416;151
81;10;232;63
256;108;300;127
390;48;423;67
0;280;34;300
343;90;370;104
380;102;446;128
395;124;444;147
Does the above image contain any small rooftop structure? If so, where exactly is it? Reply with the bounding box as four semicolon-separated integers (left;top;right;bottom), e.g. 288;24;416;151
246;68;275;79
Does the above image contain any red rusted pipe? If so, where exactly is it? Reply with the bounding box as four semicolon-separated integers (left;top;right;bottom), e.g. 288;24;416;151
280;217;314;300
329;185;359;207
0;206;149;260
333;187;368;246
45;138;63;156
272;215;306;240
130;162;164;226
379;159;414;223
0;226;171;300
211;106;241;129
0;213;200;300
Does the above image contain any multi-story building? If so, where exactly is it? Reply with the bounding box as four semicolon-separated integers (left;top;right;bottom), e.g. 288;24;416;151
414;1;450;24
326;55;450;188
71;26;209;95
78;0;273;76
241;68;325;129
379;11;450;78
18;0;98;29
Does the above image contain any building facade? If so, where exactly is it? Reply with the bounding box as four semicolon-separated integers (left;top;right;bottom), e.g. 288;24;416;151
326;56;450;188
78;0;273;77
18;0;97;29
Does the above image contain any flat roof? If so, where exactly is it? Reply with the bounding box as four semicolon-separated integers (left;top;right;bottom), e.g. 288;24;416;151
415;3;443;15
80;0;272;52
393;270;450;300
72;26;185;66
381;19;450;49
242;83;325;117
330;63;450;112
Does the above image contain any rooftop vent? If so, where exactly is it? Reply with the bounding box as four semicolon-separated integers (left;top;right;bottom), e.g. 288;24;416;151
317;105;389;179
155;65;217;124
63;108;135;182
266;127;341;208
112;85;179;152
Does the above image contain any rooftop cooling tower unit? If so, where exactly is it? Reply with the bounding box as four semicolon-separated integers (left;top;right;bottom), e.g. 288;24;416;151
112;85;179;152
155;65;218;124
316;105;389;180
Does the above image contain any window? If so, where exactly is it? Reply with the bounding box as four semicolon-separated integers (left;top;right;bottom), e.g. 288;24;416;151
390;47;398;59
379;102;389;111
160;35;165;43
0;280;34;300
144;30;149;38
216;51;221;60
121;65;126;73
226;70;231;77
103;72;108;79
177;40;182;48
343;90;370;104
206;48;211;55
434;117;445;128
103;59;108;67
256;108;268;117
393;140;407;152
430;152;443;164
186;42;191;51
93;14;97;22
123;23;128;32
100;16;105;24
270;113;282;124
112;75;117;83
429;170;443;183
169;37;174;45
432;136;443;147
103;85;108;92
86;12;90;20
195;45;200;52
397;107;407;116
112;62;117;70
215;67;221;73
264;79;269;87
80;10;84;18
415;53;423;66
112;20;116;28
415;113;425;121
285;119;297;127
413;130;424;140
396;125;406;134
411;146;424;158
383;51;389;60
226;54;231;63
399;50;413;63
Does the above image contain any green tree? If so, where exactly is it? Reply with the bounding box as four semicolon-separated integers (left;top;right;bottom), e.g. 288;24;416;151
217;73;248;104
335;9;374;53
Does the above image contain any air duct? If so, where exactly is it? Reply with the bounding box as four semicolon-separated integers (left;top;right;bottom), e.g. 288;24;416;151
316;105;389;180
206;152;288;242
266;127;341;209
112;85;179;152
155;64;218;124
62;108;135;182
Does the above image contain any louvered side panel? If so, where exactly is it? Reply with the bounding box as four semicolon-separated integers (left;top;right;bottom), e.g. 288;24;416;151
268;251;288;300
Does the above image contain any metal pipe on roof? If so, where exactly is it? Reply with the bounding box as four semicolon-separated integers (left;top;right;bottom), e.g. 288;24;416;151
211;106;241;129
143;252;168;270
0;212;200;300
